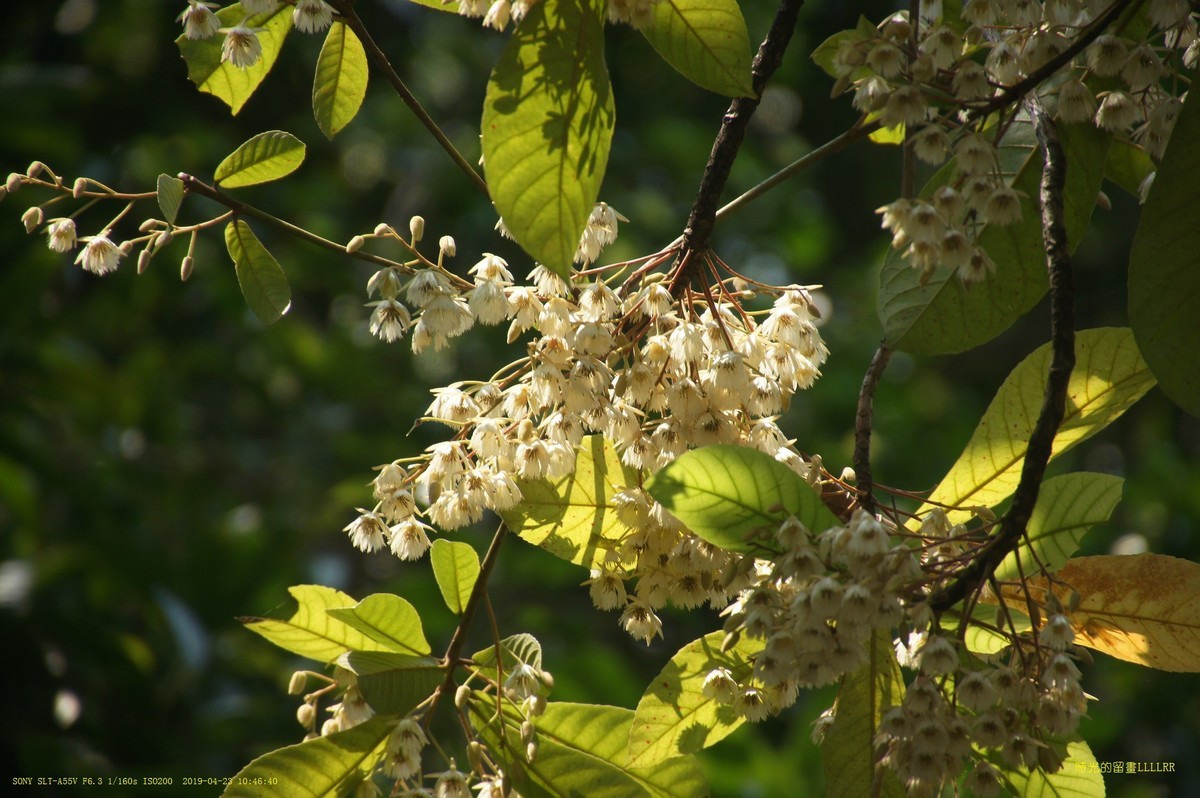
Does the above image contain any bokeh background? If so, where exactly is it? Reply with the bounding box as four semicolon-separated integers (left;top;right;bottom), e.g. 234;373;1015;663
1;1;1197;796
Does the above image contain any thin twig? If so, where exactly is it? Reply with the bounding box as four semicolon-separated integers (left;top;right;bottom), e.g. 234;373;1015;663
930;105;1075;612
853;343;892;515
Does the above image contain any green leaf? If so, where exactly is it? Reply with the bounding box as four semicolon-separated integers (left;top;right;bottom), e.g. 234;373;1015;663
498;435;638;569
177;4;293;115
810;19;873;79
215;130;306;188
156;174;184;225
627;630;762;768
313;22;369;140
242;585;392;663
221;715;392;798
1104;136;1154;196
820;630;906;798
917;328;1154;524
879;121;1110;355
224;220;292;324
481;0;615;277
639;0;754;97
406;0;461;12
1129;89;1200;416
994;472;1124;582
941;602;1033;655
470;698;710;798
999;739;1106;797
430;538;480;615
326;593;432;656
645;445;841;554
471;633;544;680
338;651;443;716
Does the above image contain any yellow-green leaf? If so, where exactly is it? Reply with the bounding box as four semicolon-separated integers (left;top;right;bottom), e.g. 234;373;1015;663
999;739;1106;798
156;173;184;225
917;328;1154;524
627;630;762;768
326;593;432;657
215;130;306;188
224;220;292;325
313;22;368;140
177;4;293;115
498;435;638;569
481;0;614;276
241;585;391;663
338;651;443;716
639;0;754;97
430;538;480;615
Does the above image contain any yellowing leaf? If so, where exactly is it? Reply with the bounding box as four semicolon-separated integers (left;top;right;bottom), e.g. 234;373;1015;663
241;585;392;663
177;5;293;116
498;435;638;569
918;328;1154;525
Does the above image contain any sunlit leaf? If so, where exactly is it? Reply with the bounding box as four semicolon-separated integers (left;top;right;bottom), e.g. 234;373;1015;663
498;435;638;569
215;130;306;188
177;4;293;115
917;328;1154;524
820;630;906;798
430;539;480;615
994;472;1124;582
627;630;761;768
156;173;184;225
998;739;1106;797
645;445;840;554
224;220;292;324
471;633;544;680
222;715;392;798
313;22;368;139
639;0;754;97
481;0;614;276
1129;88;1200;416
470;697;709;798
879;121;1110;355
326;593;432;657
338;651;443;716
241;585;391;663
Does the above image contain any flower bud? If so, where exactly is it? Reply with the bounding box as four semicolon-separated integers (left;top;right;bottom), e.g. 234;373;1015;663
525;740;538;762
72;177;87;198
119;240;135;256
137;250;152;274
154;229;174;248
288;671;308;695
454;683;471;710
409;215;425;242
6;173;23;193
21;206;43;233
520;720;535;746
296;702;316;728
346;234;366;253
467;740;484;773
373;222;394;237
26;161;46;179
180;255;195;282
439;235;456;257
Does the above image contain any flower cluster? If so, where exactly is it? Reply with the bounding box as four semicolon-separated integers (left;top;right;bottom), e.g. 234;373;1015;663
176;0;336;69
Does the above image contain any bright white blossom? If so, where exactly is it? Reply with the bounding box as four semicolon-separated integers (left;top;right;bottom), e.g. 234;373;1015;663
75;233;122;275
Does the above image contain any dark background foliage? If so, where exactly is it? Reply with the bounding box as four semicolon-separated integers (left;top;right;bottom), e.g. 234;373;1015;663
1;2;1196;796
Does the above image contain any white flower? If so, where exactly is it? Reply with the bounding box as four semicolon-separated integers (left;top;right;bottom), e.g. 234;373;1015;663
293;0;335;33
75;233;123;275
433;765;470;798
221;26;263;69
344;509;389;552
389;517;433;560
368;298;412;342
619;600;662;644
178;1;220;39
46;218;77;252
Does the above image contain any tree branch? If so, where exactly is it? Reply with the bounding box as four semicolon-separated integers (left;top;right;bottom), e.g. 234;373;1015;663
930;106;1075;612
853;343;892;515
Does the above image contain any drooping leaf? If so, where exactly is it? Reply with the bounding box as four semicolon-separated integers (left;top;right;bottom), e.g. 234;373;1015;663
471;633;544;685
470;697;710;798
879;121;1110;355
177;4;293;115
215;130;306;188
998;739;1106;798
313;22;369;139
645;445;840;554
241;585;391;663
1014;554;1200;672
820;630;906;798
994;472;1124;582
430;539;480;615
224;220;292;324
917;328;1154;524
221;715;392;798
337;651;443;716
481;0;614;276
156;173;185;225
498;435;638;569
639;0;754;97
1129;88;1200;416
326;593;432;657
627;630;762;768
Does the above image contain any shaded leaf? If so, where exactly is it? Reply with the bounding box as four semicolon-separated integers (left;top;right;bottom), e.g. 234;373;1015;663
177;4;293;115
1129;88;1200;416
338;651;443;716
242;585;390;663
645;445;840;554
224;220;292;324
999;739;1106;797
326;593;432;657
639;0;754;97
879;121;1110;355
313;22;369;139
481;0;614;276
627;630;761;768
1104;137;1154;196
810;17;874;79
471;633;544;681
215;130;306;188
470;697;710;798
498;435;638;569
941;603;1032;656
430;539;480;615
156;174;184;225
222;715;392;798
917;328;1154;524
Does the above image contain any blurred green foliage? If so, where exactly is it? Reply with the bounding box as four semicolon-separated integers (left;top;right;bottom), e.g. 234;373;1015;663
1;2;1197;796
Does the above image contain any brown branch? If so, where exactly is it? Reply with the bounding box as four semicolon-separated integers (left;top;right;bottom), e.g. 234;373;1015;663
853;343;892;515
930;105;1075;612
